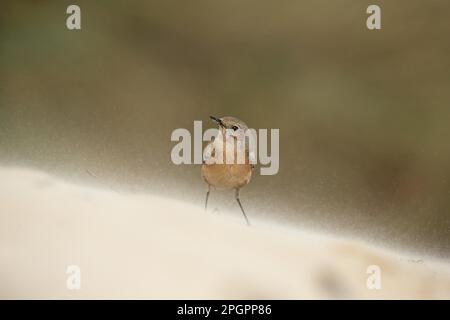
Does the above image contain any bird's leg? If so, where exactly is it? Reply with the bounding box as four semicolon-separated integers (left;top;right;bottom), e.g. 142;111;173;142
204;184;210;212
235;189;250;226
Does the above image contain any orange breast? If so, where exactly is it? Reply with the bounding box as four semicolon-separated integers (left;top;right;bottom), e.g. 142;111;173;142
201;164;252;190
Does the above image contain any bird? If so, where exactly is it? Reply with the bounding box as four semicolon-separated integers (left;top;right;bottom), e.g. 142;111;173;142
201;116;254;225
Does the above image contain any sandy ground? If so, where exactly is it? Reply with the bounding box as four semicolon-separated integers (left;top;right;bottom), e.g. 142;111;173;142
0;166;449;299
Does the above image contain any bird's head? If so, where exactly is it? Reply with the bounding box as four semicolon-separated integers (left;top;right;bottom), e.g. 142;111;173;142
210;116;248;140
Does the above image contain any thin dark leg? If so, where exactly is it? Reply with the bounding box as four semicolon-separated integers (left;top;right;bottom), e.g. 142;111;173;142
235;189;250;226
204;185;210;212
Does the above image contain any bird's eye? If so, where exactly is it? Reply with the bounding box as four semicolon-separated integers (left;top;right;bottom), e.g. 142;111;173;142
232;125;239;131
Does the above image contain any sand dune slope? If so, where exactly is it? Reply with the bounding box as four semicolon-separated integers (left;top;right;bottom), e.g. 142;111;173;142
0;167;449;299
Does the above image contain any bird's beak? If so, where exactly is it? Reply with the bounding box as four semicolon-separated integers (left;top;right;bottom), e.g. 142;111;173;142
210;116;223;127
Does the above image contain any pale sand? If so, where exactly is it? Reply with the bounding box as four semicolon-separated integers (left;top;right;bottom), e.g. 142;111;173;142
0;167;449;299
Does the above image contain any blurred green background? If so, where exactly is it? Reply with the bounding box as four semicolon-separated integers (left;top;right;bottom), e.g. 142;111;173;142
1;1;449;257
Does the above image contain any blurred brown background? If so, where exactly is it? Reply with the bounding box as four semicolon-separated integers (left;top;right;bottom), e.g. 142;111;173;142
1;1;449;258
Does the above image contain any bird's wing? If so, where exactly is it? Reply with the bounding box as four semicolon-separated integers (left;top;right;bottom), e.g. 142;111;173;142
203;143;214;164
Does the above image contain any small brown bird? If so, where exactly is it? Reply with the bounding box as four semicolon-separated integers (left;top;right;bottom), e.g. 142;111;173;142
201;116;254;225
